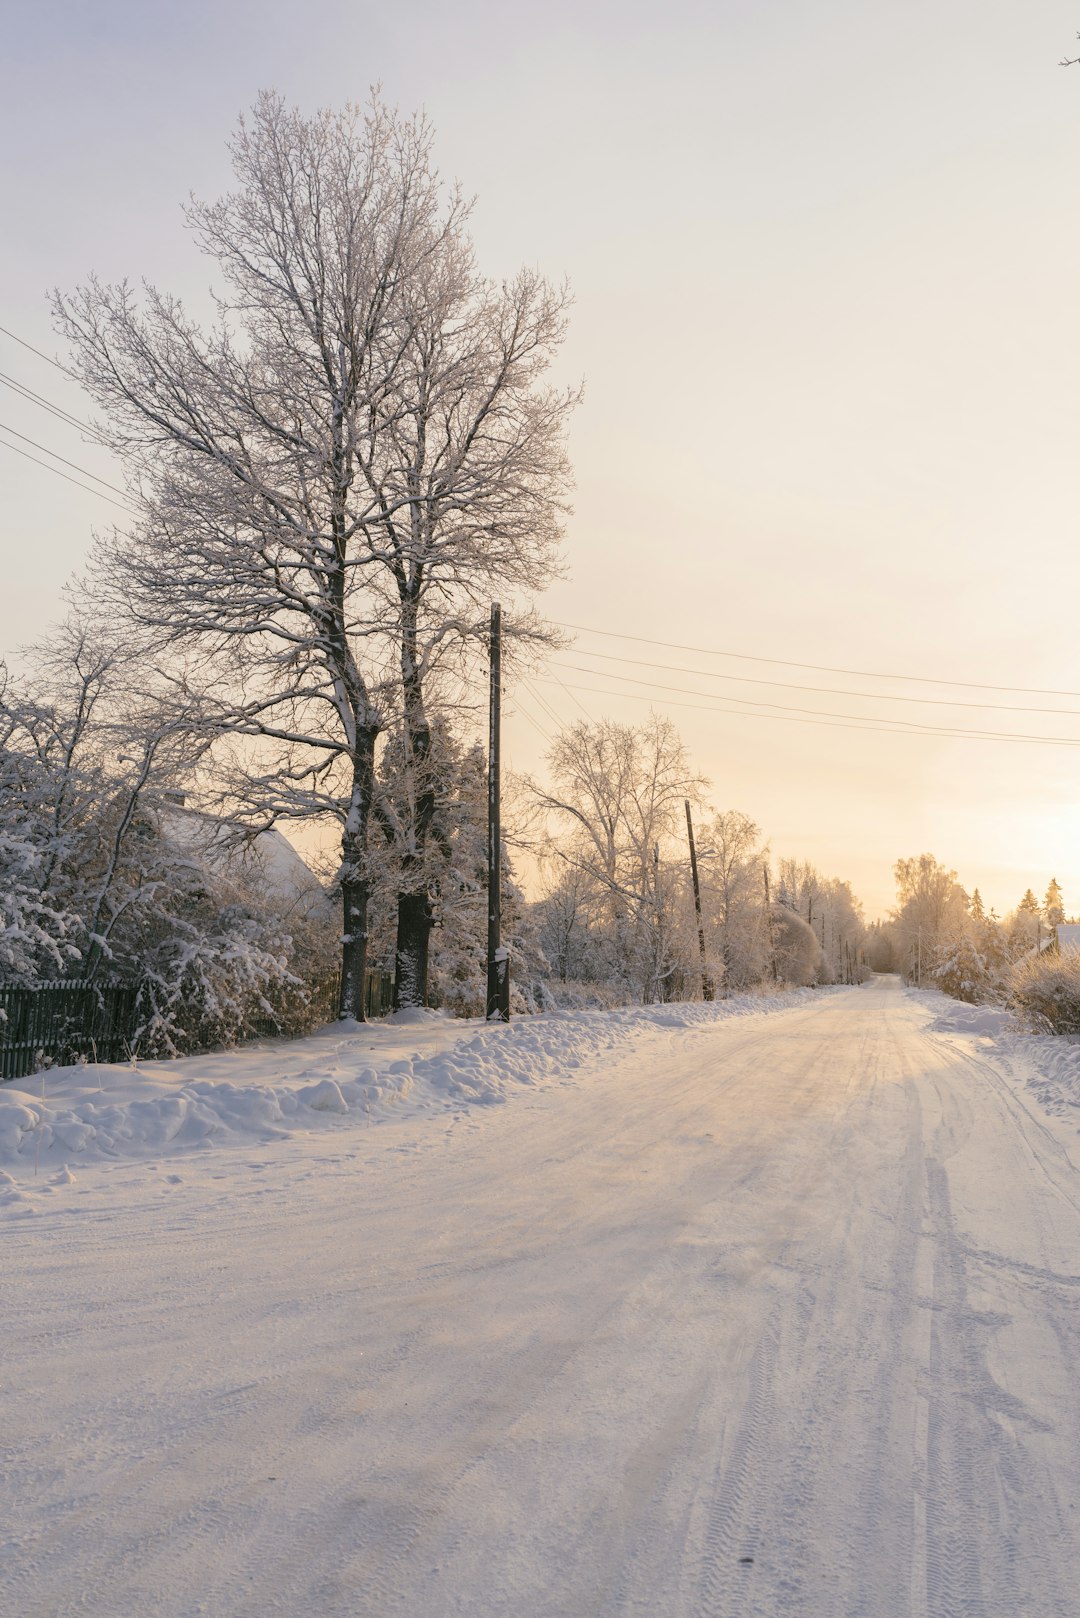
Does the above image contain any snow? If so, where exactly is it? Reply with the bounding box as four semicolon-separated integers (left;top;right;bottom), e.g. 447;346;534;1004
0;986;828;1183
5;976;1080;1617
914;982;1080;1120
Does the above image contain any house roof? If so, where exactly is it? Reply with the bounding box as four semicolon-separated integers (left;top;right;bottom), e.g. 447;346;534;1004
162;807;333;921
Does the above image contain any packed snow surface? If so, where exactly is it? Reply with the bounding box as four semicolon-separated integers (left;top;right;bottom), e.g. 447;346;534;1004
5;976;1080;1617
0;987;826;1182
918;984;1080;1120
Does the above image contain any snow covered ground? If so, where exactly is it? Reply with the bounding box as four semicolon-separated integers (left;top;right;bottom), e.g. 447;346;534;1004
917;985;1080;1123
4;976;1080;1617
0;986;826;1195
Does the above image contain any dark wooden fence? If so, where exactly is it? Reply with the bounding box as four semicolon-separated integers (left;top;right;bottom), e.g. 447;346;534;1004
0;981;139;1082
307;969;395;1025
0;968;396;1083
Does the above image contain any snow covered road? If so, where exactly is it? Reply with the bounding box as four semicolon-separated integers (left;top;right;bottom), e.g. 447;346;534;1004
5;976;1080;1617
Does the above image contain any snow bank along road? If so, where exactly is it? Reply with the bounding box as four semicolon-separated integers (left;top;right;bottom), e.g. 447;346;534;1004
5;977;1080;1618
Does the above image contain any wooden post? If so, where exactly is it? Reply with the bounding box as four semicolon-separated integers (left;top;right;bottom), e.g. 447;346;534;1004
763;863;778;981
486;603;510;1020
685;800;713;1002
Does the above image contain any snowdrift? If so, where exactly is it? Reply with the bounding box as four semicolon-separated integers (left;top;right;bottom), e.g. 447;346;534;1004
0;988;828;1183
919;987;1080;1121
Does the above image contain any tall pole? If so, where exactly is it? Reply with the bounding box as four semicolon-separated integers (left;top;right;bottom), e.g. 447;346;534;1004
763;862;778;982
685;800;713;1002
486;603;510;1021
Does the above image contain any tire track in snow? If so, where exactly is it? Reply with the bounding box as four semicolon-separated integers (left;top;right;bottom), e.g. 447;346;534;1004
690;1309;781;1617
917;1028;1080;1618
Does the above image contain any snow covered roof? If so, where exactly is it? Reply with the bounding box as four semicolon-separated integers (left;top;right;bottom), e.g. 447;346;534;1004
161;807;333;920
1056;924;1080;956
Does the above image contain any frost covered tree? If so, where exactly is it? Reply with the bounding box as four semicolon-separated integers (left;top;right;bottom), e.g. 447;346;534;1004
773;858;865;983
1006;888;1043;959
1043;877;1066;931
0;753;81;982
362;234;573;1008
699;811;768;989
892;854;968;983
531;863;608;987
55;92;574;1018
0;625;321;1051
929;934;995;1004
770;906;822;986
529;715;705;1002
369;732;541;1014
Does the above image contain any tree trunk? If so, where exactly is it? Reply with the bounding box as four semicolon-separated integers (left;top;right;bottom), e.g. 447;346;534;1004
393;598;437;1010
339;858;370;1021
394;886;433;1009
337;733;377;1021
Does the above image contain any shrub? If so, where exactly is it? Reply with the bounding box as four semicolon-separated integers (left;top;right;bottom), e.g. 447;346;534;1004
930;936;995;1005
1009;950;1080;1034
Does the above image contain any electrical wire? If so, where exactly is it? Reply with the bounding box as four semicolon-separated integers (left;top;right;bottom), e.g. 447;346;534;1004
2;320;1074;727
0;433;138;516
534;674;1080;748
559;647;1080;720
551;659;1080;743
0;369;102;440
556;619;1080;701
520;674;566;736
512;699;554;745
0;323;68;372
548;666;593;720
0;419;131;500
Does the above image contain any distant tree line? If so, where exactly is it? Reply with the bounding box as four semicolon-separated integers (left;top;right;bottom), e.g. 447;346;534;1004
870;853;1080;1033
525;714;870;1007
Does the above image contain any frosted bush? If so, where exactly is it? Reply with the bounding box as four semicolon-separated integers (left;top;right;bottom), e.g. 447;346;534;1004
1009;951;1080;1035
930;936;996;1005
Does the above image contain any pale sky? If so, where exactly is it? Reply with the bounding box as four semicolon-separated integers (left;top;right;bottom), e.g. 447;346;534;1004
2;0;1079;919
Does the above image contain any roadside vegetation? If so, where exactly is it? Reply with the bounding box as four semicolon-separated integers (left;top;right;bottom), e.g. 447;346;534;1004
870;855;1080;1035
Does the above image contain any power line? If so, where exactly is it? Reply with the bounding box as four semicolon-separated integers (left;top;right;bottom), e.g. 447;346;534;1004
520;674;565;735
0;419;132;501
0;369;102;440
0;323;68;372
552;659;1080;743
548;666;593;720
556;619;1080;702
534;674;1080;749
559;648;1080;719
511;697;554;745
0;433;138;516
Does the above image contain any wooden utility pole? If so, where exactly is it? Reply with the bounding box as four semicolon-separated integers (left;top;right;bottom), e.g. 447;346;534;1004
763;863;778;981
684;800;713;1002
486;603;510;1021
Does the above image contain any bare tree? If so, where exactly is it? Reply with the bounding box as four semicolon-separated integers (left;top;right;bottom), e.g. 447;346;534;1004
530;715;705;1002
55;92;574;1019
892;853;967;983
700;810;767;988
361;244;574;1006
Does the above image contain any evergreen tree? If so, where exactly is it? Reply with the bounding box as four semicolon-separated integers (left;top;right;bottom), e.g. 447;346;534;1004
1044;877;1066;930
